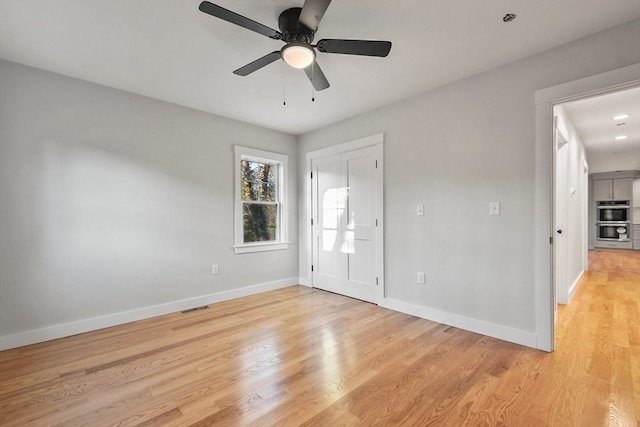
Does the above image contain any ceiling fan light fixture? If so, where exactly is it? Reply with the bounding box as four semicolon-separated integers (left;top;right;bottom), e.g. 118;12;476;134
282;44;315;69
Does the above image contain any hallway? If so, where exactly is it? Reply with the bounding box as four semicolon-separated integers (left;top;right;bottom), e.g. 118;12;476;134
553;249;639;426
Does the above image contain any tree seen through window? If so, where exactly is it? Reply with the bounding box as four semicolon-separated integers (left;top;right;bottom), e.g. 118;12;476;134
241;160;279;242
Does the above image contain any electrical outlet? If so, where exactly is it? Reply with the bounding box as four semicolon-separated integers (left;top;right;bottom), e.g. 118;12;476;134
417;272;425;284
212;264;219;275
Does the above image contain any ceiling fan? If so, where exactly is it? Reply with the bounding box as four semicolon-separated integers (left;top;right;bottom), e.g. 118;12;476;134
199;0;392;91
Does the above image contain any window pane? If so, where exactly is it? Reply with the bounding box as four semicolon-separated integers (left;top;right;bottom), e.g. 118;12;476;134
261;164;277;202
241;160;278;202
243;203;277;242
241;160;259;201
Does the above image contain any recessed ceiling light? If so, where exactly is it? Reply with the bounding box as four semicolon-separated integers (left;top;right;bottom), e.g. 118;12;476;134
614;135;628;140
612;114;629;120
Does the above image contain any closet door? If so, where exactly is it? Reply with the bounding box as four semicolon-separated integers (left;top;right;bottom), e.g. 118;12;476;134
311;146;379;303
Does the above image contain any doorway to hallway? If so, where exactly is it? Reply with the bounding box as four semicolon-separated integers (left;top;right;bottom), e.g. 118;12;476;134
535;63;640;351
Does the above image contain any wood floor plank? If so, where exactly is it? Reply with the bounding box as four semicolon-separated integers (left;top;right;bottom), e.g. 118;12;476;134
0;250;638;426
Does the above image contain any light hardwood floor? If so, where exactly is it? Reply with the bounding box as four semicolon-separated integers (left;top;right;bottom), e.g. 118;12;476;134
0;250;638;426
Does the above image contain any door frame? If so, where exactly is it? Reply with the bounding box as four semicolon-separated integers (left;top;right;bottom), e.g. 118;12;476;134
305;133;385;303
534;63;640;351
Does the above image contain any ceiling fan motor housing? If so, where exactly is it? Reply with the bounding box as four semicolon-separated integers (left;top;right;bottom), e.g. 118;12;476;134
279;8;315;45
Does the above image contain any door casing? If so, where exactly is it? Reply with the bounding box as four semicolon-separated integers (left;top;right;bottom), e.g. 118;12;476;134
534;63;640;351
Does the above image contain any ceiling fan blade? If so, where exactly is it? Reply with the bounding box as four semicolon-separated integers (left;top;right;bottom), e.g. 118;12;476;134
199;1;282;40
298;0;332;32
316;39;392;57
303;61;330;91
233;51;281;76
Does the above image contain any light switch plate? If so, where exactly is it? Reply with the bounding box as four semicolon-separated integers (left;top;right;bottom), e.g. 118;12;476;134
417;204;424;216
489;202;500;216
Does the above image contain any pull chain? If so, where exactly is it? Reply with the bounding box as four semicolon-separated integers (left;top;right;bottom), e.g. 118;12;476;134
311;61;315;102
282;61;287;106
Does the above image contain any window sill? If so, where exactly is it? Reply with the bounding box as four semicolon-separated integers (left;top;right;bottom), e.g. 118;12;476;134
234;242;290;254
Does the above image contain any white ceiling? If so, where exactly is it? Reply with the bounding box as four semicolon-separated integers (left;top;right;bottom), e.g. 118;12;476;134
562;87;640;156
1;0;640;135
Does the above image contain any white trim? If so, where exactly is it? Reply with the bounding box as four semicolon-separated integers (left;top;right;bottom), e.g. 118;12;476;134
0;278;298;351
297;280;312;288
555;126;569;150
305;133;384;160
534;62;640;352
380;298;537;349
298;274;311;288
234;145;289;254
374;142;384;301
567;270;584;302
305;133;385;303
535;63;640;105
234;242;290;253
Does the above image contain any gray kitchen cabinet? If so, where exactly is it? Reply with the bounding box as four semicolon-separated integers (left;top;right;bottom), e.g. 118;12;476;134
593;179;612;201
633;179;640;208
613;178;632;200
596;239;633;249
593;178;632;201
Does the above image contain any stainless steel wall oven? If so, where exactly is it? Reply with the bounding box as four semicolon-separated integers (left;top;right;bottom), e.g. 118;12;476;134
596;200;630;243
597;223;629;241
597;200;630;222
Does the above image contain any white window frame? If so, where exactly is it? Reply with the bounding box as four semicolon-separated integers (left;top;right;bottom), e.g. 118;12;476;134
234;145;289;254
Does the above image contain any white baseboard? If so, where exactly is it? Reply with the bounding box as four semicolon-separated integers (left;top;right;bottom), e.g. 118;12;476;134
0;278;298;351
380;298;538;349
567;270;584;302
298;277;311;287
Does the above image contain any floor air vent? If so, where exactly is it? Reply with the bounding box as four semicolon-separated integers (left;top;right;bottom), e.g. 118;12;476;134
181;305;209;314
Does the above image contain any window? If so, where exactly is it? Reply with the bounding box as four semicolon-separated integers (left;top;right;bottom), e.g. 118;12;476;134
234;146;288;253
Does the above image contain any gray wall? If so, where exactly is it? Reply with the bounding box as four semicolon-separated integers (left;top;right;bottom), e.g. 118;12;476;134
588;150;640;173
0;59;298;343
2;18;639;350
298;20;640;341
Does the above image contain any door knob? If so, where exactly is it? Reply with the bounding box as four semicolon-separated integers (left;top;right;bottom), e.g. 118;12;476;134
557;229;562;234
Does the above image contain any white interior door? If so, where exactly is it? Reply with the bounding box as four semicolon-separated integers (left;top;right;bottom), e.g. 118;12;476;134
311;145;379;303
311;154;341;293
554;128;569;307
